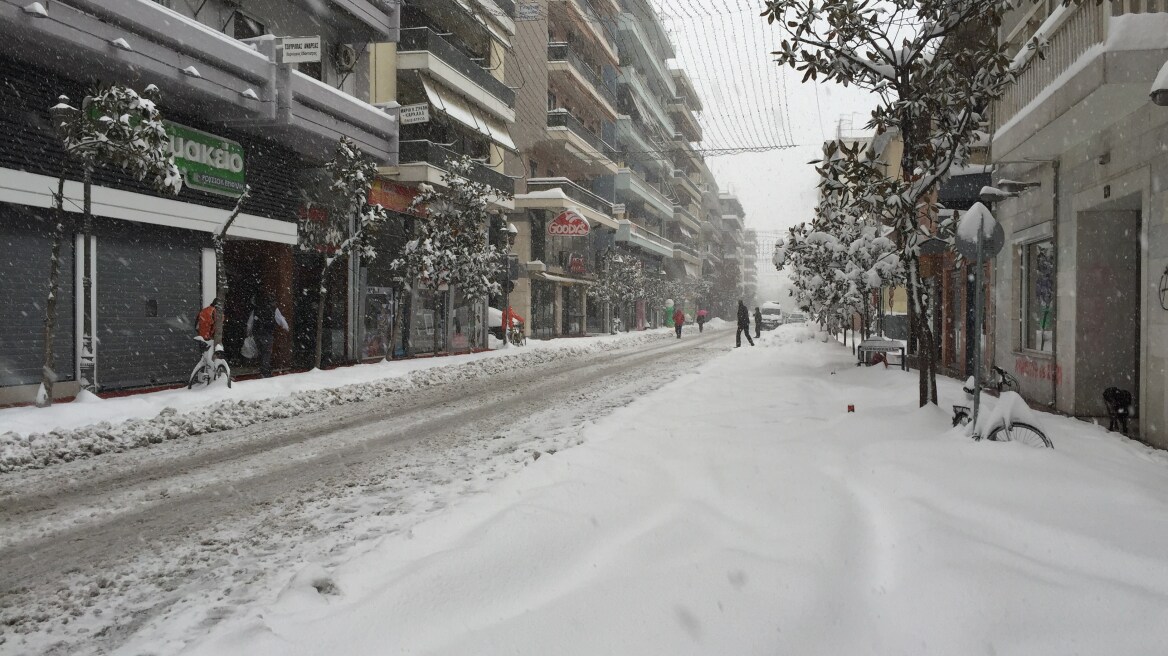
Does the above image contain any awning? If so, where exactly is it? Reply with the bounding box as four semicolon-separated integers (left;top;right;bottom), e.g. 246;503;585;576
532;271;595;286
683;262;701;278
421;78;518;153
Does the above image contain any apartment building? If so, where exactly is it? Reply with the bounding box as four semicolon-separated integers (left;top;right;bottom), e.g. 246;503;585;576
0;0;400;403
362;0;516;356
989;0;1168;447
716;192;747;315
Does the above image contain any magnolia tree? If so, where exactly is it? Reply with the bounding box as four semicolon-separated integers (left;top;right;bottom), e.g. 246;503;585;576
391;157;508;354
763;0;1048;405
40;84;182;405
588;250;646;331
774;141;904;335
209;186;251;343
299;137;389;370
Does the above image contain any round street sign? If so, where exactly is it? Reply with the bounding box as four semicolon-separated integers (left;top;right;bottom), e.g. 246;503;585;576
954;203;1006;260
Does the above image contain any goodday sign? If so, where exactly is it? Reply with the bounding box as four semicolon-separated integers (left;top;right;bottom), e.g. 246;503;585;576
165;122;246;197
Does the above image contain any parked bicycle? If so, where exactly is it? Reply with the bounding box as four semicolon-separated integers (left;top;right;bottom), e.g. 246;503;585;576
188;336;231;389
952;367;1052;448
507;320;527;347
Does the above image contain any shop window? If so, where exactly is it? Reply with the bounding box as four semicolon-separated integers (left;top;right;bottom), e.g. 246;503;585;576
1021;240;1055;352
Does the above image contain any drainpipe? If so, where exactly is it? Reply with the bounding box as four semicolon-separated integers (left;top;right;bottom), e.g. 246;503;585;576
1049;160;1060;410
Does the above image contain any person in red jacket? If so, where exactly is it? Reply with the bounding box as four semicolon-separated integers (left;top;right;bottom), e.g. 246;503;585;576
673;306;685;339
196;298;221;341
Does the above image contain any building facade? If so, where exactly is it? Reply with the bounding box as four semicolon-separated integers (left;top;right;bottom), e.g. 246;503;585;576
990;0;1168;447
0;0;400;403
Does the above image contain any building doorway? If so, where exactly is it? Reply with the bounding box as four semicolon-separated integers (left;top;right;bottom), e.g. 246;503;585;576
1074;202;1141;426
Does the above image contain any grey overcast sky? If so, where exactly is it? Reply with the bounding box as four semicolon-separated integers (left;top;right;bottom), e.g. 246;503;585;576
652;0;878;302
653;1;878;234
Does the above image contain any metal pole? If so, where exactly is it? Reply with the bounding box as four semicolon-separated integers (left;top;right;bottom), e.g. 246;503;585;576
972;214;985;428
501;242;510;350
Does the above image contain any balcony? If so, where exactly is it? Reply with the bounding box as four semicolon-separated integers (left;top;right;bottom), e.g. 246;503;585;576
548;0;619;63
703;245;722;263
622;69;675;137
616;219;675;258
672;204;701;233
994;3;1168;161
397;140;514;196
614;115;670;175
672;168;702;203
546;109;619;172
673;241;701;266
616;11;676;98
398;27;516;121
516;177;619;230
668;99;703;142
548;42;618;115
616;167;673;217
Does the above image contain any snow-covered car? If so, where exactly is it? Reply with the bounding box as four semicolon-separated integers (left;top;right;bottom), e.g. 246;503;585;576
784;312;807;325
759;303;784;330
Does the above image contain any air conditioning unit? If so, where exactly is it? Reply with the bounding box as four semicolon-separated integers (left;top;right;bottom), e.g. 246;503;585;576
333;43;359;72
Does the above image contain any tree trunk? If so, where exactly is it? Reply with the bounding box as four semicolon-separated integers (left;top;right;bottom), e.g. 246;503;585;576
80;168;95;392
432;298;440;355
213;189;249;343
314;277;328;371
908;255;938;406
37;174;68;407
388;288;404;360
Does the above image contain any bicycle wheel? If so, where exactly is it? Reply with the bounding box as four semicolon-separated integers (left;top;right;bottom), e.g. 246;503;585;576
988;422;1052;448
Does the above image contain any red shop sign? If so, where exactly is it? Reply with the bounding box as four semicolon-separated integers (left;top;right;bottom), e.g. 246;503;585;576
548;209;590;237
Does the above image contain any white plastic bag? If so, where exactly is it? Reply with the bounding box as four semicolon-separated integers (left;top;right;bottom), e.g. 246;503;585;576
241;335;258;359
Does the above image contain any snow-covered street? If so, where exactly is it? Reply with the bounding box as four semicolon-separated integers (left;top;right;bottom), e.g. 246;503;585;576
4;325;1168;655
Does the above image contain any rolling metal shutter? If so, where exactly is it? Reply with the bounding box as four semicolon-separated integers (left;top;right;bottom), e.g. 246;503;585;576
95;222;202;390
0;208;75;387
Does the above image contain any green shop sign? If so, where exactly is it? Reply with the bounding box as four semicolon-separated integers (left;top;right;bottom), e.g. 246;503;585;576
165;122;246;197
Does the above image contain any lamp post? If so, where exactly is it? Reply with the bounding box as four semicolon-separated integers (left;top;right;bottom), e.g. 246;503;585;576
501;221;517;347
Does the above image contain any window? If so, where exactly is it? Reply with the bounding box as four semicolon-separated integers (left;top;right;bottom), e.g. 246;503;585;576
1021;240;1055;352
232;11;266;40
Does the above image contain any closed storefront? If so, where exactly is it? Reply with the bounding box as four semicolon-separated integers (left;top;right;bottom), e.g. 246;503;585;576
0;208;74;396
95;222;203;389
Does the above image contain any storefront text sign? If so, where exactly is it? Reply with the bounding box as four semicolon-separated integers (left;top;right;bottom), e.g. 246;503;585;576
166;122;246;197
282;36;322;64
548;210;590;237
399;103;430;125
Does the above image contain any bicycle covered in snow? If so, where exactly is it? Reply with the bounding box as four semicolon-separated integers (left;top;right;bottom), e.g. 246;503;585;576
952;366;1051;448
188;336;232;389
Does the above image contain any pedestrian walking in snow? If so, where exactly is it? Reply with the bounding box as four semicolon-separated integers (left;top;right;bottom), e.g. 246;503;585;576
696;309;707;333
247;292;289;378
736;300;754;347
196;298;222;342
754;306;763;339
673;306;685;339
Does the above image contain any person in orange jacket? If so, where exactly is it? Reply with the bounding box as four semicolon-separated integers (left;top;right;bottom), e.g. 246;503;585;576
673;306;685;339
196;298;222;341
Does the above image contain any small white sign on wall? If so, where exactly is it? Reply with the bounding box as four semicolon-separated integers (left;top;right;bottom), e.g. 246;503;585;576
399;103;431;125
282;36;322;64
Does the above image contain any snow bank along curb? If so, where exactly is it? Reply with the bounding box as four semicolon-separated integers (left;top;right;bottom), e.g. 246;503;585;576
0;331;679;474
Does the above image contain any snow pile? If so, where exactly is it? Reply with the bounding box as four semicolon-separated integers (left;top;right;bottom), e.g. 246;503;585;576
956;201;997;243
0;329;690;473
172;329;1168;655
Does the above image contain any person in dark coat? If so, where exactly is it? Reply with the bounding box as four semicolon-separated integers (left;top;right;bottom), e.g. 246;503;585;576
736;300;754;347
754;306;763;338
247;292;290;377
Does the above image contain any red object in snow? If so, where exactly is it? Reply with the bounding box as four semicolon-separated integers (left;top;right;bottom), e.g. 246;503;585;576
503;306;525;328
847;405;855;413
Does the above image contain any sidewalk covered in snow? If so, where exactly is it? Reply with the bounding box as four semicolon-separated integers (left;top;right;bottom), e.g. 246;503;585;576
163;324;1168;655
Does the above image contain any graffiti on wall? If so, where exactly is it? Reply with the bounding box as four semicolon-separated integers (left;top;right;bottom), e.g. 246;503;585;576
1015;357;1062;385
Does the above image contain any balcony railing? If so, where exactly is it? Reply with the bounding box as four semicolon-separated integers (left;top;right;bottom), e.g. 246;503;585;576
674;241;699;257
996;3;1104;127
399;140;514;194
627;222;674;250
673;204;701;230
526;177;615;216
547;109;618;160
399;28;515;106
548;42;618;105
